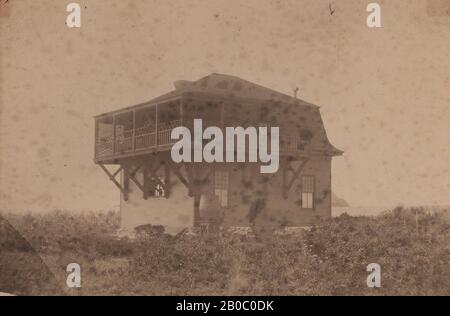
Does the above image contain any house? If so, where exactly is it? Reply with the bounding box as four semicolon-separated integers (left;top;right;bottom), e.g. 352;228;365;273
94;73;342;234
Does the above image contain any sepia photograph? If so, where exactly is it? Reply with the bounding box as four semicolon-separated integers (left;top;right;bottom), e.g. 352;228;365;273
0;0;449;303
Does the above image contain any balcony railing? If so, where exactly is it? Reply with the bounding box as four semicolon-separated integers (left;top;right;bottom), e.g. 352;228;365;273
95;120;181;160
95;119;306;161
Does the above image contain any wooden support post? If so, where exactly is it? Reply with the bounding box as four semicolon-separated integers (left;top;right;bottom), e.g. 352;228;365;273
201;165;213;187
185;164;194;188
112;166;123;178
123;170;129;201
130;164;141;177
191;165;215;228
142;166;148;200
98;164;127;196
122;164;146;197
150;160;161;175
164;163;171;198
172;164;193;197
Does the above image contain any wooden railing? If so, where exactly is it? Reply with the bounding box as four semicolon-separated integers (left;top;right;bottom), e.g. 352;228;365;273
96;135;114;158
95;120;305;160
135;126;156;150
95;120;181;159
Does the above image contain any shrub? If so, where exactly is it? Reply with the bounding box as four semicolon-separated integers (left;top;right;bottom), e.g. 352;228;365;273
0;207;448;295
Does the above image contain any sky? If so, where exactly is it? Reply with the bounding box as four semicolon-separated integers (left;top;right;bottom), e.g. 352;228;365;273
0;0;449;212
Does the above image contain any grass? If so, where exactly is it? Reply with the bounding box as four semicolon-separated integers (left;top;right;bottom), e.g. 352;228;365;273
0;207;448;296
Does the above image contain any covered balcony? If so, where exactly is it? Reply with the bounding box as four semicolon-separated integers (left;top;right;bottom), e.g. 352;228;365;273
94;97;311;164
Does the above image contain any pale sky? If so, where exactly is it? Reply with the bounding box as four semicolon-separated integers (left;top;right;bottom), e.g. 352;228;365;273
0;0;449;212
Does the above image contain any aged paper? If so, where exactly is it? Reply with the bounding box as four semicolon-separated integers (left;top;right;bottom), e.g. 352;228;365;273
0;0;449;296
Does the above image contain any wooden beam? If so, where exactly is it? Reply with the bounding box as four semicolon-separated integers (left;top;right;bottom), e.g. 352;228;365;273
200;165;213;186
122;165;146;197
164;163;171;198
123;170;129;201
287;159;309;189
98;164;127;196
185;164;194;188
282;158;309;199
169;163;212;198
112;166;123;178
189;165;213;198
150;160;161;175
142;166;148;199
172;163;193;197
130;164;141;177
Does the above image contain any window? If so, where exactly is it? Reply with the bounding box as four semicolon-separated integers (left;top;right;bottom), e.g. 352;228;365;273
302;176;315;209
214;170;229;207
154;179;165;197
146;176;166;198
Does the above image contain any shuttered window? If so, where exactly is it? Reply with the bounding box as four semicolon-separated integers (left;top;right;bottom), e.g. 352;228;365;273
302;176;315;209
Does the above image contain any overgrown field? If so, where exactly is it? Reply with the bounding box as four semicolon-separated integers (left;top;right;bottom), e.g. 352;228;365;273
1;207;449;296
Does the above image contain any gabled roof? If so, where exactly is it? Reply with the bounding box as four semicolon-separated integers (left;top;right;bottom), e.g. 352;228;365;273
176;74;341;156
95;73;318;117
170;73;317;106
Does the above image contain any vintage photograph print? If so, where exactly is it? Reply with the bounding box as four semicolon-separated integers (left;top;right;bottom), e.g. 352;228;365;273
0;0;449;298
